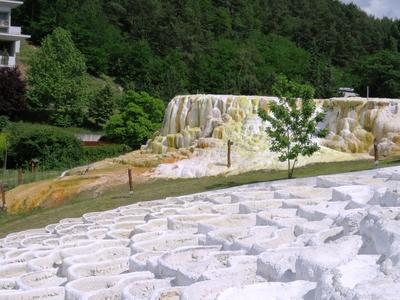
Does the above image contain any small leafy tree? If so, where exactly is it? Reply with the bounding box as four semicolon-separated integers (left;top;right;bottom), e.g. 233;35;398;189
105;91;165;149
260;76;326;179
27;27;89;126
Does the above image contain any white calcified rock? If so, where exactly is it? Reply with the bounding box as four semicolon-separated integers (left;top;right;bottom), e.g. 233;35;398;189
122;278;172;300
0;287;65;299
1;167;400;299
149;95;379;178
295;236;363;282
217;281;317;300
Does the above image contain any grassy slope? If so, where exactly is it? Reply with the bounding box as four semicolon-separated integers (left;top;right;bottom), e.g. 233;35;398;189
1;156;399;237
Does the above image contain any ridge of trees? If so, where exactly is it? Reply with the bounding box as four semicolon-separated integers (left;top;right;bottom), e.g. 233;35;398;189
14;0;400;99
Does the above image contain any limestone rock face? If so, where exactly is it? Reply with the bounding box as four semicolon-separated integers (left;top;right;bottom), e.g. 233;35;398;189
146;95;400;178
320;97;400;155
153;95;400;156
150;95;274;152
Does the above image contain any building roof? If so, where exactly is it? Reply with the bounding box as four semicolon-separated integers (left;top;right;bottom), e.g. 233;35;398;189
75;134;104;143
0;31;30;41
0;1;23;9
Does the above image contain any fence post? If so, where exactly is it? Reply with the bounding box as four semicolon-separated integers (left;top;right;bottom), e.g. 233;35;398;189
227;140;234;168
374;138;379;168
0;182;5;211
128;169;133;195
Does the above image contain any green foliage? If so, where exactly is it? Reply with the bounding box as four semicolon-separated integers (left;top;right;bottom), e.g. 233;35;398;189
87;85;115;129
0;116;10;169
354;50;400;98
27;28;89;127
0;116;10;132
106;91;165;148
7;124;83;170
0;68;27;118
82;144;131;163
16;0;400;99
0;133;7;154
260;76;326;178
117;91;165;124
14;0;123;74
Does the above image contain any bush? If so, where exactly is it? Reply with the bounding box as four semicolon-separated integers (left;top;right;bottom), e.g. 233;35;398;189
8;124;83;170
82;144;131;163
87;85;115;129
0;67;27;118
0;116;10;131
106;91;165;148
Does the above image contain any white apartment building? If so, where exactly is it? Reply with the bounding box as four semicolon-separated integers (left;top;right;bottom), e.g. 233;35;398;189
0;0;30;68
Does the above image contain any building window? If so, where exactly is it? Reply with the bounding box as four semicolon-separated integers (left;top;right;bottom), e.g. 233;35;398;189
0;41;13;56
0;12;9;29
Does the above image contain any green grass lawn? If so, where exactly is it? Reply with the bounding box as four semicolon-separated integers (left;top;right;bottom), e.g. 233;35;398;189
0;156;399;237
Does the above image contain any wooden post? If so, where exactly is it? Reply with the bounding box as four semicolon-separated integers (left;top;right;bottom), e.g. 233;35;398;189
30;160;38;181
128;169;133;195
227;140;234;168
374;138;379;168
17;168;23;186
0;182;5;211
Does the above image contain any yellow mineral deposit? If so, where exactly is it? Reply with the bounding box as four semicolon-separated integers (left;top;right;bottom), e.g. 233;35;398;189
322;98;400;155
147;95;400;178
153;95;400;157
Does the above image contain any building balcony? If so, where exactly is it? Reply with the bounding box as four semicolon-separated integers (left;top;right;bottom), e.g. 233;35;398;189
0;54;16;67
0;26;29;41
8;26;20;35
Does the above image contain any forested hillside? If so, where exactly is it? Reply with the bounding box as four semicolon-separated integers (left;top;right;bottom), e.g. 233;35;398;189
14;0;400;99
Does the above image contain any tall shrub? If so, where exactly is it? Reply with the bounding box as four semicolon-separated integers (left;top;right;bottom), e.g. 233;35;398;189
106;91;165;148
27;27;89;126
0;67;27;118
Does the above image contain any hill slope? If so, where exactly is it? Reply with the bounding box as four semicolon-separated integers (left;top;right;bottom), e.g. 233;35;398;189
14;0;400;99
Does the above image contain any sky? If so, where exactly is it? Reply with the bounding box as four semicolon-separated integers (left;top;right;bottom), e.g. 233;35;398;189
340;0;400;19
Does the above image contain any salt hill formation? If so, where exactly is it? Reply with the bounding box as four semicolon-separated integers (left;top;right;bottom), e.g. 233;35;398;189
1;167;400;299
148;95;400;178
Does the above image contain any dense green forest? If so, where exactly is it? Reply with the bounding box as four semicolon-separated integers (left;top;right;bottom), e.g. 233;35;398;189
13;0;400;99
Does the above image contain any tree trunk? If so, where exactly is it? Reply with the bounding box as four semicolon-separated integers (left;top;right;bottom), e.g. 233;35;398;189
2;146;7;178
289;158;298;179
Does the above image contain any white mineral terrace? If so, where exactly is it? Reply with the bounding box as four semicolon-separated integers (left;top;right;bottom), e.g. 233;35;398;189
147;95;400;178
2;167;400;299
